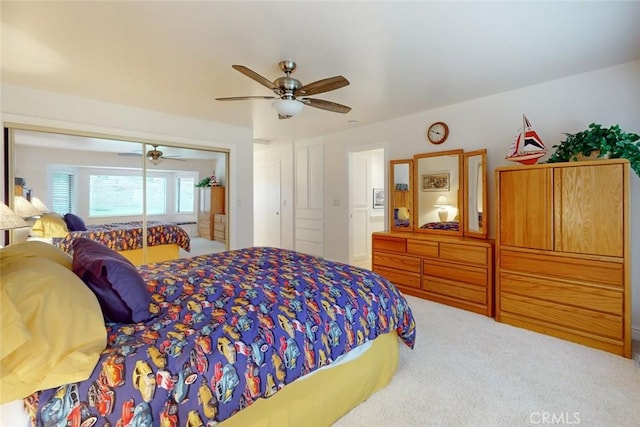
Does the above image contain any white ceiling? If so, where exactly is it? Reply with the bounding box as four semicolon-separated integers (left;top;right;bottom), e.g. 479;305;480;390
2;1;639;143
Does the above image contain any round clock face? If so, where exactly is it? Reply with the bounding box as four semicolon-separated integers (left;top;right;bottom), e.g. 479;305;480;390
427;122;449;144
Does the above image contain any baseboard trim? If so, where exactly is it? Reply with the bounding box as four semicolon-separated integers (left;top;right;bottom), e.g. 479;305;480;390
633;326;640;341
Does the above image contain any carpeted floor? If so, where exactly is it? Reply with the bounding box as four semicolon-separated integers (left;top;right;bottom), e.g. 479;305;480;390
179;236;226;257
334;295;640;427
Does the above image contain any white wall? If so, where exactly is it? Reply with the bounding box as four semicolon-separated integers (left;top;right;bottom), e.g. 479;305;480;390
1;84;255;249
269;61;640;338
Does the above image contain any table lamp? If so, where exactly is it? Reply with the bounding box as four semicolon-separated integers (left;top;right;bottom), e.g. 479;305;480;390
434;196;450;222
14;196;42;218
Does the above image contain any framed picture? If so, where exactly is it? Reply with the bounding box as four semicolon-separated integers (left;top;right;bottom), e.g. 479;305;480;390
421;173;450;192
373;188;384;209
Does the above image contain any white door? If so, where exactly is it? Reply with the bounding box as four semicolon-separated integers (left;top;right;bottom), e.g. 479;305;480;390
349;152;370;267
254;161;281;247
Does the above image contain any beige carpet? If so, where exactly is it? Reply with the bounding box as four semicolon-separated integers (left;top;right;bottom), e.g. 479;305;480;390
334;295;640;427
179;236;226;257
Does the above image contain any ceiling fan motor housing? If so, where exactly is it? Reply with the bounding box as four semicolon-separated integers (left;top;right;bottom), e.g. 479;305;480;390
274;76;301;98
147;146;163;160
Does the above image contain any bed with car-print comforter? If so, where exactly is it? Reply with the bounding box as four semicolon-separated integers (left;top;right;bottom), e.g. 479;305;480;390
28;247;416;426
52;221;191;254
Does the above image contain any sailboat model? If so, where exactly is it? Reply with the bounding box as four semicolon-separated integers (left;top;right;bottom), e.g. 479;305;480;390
506;115;547;165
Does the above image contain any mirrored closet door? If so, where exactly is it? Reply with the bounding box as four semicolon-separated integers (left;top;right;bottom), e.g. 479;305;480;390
4;125;229;263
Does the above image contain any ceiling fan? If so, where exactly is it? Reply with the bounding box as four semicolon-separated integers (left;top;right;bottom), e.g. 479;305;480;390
118;145;184;165
215;60;351;119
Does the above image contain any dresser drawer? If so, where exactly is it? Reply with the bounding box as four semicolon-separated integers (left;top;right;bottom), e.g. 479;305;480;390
423;259;486;287
214;214;226;223
373;266;421;289
214;222;225;232
500;293;623;340
500;272;622;315
407;239;438;257
500;250;623;287
373;252;420;273
373;235;407;253
439;243;488;266
423;277;486;304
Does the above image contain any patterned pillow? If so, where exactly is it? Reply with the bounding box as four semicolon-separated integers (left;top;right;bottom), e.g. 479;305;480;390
71;238;152;323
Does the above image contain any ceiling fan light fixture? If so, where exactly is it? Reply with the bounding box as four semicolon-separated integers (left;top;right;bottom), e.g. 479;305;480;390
271;99;304;117
147;147;163;165
148;156;162;165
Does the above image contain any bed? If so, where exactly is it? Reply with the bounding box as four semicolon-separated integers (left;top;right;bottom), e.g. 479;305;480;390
29;213;191;265
420;221;460;231
0;241;416;426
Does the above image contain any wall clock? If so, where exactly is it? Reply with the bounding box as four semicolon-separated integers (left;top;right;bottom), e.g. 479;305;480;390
427;121;449;145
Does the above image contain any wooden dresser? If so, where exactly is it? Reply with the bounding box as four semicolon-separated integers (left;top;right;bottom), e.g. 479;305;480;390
213;214;226;242
198;186;225;241
495;159;630;357
372;232;495;317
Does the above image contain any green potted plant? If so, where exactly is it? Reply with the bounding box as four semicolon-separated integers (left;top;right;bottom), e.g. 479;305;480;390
547;123;640;176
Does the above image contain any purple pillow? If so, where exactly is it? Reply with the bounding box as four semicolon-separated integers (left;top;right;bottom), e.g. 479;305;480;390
71;238;152;323
64;213;87;231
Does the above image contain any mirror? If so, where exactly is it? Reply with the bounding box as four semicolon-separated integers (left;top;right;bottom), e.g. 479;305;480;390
6;126;229;263
464;149;488;238
389;159;413;230
414;149;464;236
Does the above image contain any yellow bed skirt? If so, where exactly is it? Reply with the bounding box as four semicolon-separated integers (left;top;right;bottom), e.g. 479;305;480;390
117;244;180;266
220;331;400;426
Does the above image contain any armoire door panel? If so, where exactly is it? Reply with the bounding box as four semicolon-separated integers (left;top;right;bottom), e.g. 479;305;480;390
498;169;553;250
554;164;624;257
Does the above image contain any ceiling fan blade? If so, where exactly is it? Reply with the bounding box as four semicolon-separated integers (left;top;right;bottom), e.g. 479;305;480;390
232;65;279;91
302;98;352;114
278;114;291;120
295;76;349;97
117;152;142;157
215;96;278;101
161;156;186;161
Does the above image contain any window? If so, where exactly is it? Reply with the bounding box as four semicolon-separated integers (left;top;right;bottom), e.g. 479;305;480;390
176;176;195;213
51;171;74;215
89;174;166;217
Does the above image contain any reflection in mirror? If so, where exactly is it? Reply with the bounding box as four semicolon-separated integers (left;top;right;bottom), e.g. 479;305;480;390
464;149;488;238
390;159;413;230
414;149;463;236
11;130;145;247
8;127;229;263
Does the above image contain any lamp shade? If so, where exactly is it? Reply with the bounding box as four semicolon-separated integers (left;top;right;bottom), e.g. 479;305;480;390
0;202;29;230
271;99;304;117
31;197;50;213
434;196;449;207
14;196;42;217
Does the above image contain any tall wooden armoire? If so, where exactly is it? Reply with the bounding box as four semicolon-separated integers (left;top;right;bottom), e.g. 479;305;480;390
198;186;225;242
495;159;630;357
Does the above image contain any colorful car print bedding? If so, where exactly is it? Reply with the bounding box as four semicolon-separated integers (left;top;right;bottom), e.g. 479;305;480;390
420;221;460;231
52;221;191;253
27;247;416;426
